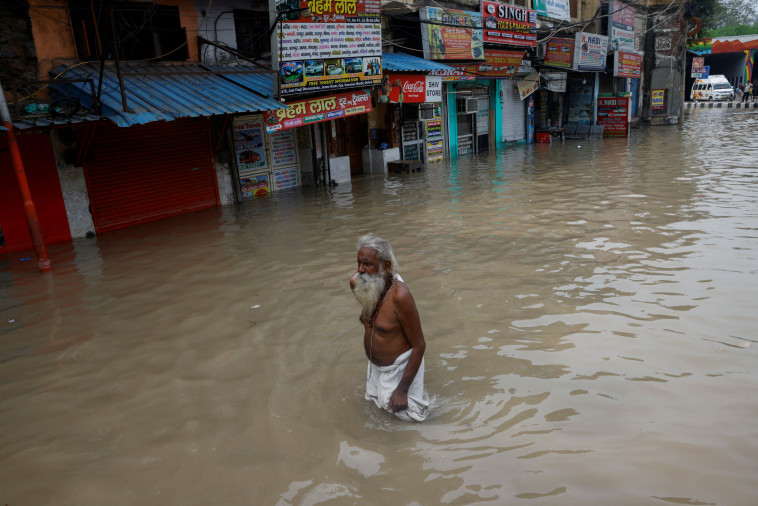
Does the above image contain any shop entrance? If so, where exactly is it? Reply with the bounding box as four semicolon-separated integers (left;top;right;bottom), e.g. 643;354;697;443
457;94;490;155
337;115;364;174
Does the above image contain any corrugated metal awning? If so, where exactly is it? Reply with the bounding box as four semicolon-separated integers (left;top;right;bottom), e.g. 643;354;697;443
382;52;462;73
45;62;285;128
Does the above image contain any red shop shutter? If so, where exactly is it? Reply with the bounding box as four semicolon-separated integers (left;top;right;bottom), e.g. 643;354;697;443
84;119;218;233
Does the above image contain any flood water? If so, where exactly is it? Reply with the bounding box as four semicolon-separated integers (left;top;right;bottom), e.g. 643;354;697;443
2;109;758;505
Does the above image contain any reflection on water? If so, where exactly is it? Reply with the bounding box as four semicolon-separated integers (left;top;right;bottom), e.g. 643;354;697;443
2;110;758;505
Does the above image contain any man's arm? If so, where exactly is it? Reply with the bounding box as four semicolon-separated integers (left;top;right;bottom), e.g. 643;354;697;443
387;283;426;413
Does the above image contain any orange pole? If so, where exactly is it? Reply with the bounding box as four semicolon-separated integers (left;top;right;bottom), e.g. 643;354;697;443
0;79;52;271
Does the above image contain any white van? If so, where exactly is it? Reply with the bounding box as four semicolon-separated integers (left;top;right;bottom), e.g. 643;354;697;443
690;75;734;101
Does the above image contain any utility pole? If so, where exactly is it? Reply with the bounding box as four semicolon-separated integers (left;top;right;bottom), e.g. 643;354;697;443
679;1;690;130
0;79;52;271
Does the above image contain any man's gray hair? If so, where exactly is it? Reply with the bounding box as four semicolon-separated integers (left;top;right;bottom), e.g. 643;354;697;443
356;233;399;275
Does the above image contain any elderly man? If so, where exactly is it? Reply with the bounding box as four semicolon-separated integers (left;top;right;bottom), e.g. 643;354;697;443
349;234;429;421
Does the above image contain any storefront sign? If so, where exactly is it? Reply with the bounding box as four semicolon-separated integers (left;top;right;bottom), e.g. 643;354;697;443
544;37;574;69
427;139;444;162
270;130;298;166
597;95;629;137
427;68;475;81
481;1;537;48
516;71;540;100
543;71;567;92
426;119;442;137
273;167;299;190
450;49;525;79
651;89;665;110
609;0;636;52
264;90;372;132
614;50;642;78
278;0;381;96
533;0;570;21
233;117;267;171
573;32;609;72
378;75;442;103
420;6;483;60
241;171;271;199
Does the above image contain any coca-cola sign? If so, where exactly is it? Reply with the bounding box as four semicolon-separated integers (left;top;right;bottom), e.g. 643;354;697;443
379;74;443;103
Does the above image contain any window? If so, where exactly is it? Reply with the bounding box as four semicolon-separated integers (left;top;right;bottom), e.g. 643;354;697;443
68;0;188;61
234;10;272;61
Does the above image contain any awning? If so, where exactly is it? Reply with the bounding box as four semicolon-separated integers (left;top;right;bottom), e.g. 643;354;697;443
382;52;462;74
42;62;286;128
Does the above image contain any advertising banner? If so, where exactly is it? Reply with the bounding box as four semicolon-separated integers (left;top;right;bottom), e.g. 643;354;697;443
240;171;271;199
426;119;443;137
264;90;372;132
597;95;630;137
609;0;636;51
426;139;444;162
544;37;574;68
516;71;540;100
573;32;609;71
273;167;299;190
378;75;443;103
269;130;298;167
543;71;567;92
481;1;537;48
449;49;526;79
614;50;642;78
277;0;382;96
233;117;267;172
651;89;665;110
533;0;571;21
420;6;483;60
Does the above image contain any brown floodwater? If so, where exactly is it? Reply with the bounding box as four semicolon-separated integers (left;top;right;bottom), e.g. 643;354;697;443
2;109;758;505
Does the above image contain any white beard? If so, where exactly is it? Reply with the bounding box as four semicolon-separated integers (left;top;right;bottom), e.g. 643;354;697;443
352;271;387;320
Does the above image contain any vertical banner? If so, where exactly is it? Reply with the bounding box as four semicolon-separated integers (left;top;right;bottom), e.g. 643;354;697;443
609;0;636;51
233;117;267;172
597;95;630;137
420;6;483;60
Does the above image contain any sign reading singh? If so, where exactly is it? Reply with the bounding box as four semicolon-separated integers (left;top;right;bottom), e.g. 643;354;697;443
481;0;537;48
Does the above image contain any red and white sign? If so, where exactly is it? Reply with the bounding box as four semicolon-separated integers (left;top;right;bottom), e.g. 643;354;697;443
379;75;442;103
451;49;525;79
597;96;630;137
264;90;372;132
481;0;537;48
614;50;642;79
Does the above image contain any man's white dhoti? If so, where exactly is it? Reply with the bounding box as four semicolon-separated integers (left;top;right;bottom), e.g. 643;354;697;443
365;349;429;421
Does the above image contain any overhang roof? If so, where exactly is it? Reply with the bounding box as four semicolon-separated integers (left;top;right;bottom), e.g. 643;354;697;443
35;62;286;128
382;52;462;73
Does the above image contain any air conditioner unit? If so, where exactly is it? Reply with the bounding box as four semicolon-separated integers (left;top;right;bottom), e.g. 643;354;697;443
537;42;547;59
465;98;478;114
419;105;435;120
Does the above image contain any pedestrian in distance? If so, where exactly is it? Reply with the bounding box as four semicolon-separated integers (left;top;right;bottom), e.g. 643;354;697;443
753;80;758;102
349;233;429;421
737;83;744;102
743;82;752;103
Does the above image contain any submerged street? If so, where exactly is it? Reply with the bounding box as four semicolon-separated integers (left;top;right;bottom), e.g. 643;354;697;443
1;109;757;504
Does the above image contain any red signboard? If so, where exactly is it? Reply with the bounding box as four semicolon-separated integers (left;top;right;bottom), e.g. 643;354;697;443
264;90;372;132
281;0;380;23
380;75;430;103
544;37;574;68
481;0;537;48
597;96;629;137
451;49;525;78
614;51;642;78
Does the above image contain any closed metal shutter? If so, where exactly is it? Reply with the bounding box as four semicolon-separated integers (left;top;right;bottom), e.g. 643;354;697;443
84;119;218;233
502;80;526;142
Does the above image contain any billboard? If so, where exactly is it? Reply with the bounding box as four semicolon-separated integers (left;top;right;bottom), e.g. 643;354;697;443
597;95;630;137
613;50;642;78
277;0;382;96
544;37;574;68
420;6;483;60
573;32;609;71
481;1;537;48
450;49;526;79
533;0;571;21
609;0;636;51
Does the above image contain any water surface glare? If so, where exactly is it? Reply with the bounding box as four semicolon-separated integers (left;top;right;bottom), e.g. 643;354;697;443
2;110;758;505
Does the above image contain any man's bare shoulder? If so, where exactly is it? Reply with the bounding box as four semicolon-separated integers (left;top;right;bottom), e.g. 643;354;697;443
392;279;416;305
